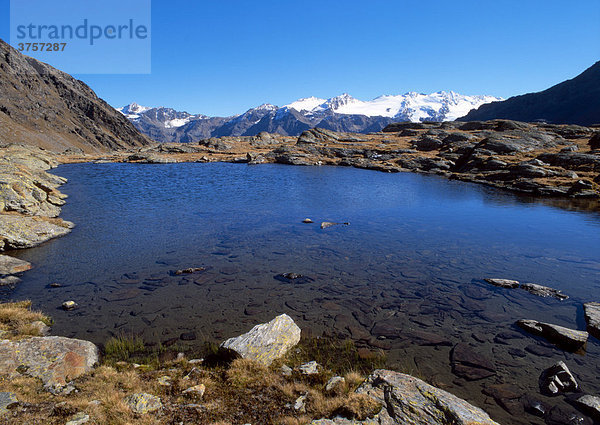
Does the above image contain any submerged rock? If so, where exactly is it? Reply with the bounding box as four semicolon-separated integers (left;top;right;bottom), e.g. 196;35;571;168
0;336;99;391
174;267;205;275
539;361;579;395
517;319;588;351
451;343;496;381
583;302;600;339
312;369;500;424
0;276;21;286
219;313;301;365
320;221;350;229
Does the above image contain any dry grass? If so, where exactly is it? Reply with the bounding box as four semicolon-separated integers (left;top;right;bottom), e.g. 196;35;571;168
0;300;51;339
0;301;384;424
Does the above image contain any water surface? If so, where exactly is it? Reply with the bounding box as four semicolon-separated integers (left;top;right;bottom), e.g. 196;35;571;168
5;163;600;424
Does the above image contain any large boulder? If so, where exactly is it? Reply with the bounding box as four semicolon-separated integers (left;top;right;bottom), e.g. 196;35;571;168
583;302;600;339
312;369;500;424
0;336;99;391
219;313;301;365
517;319;588;351
0;255;31;275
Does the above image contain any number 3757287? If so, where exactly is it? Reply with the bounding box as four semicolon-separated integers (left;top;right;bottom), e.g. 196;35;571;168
18;43;67;52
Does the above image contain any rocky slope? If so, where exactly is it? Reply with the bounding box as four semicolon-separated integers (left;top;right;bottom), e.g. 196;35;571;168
0;38;150;153
118;91;500;142
459;61;600;126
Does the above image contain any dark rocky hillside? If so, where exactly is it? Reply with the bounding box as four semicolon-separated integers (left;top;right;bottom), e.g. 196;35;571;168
0;38;150;153
459;62;600;126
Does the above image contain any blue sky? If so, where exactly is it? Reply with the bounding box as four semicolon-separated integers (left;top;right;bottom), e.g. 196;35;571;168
1;0;599;116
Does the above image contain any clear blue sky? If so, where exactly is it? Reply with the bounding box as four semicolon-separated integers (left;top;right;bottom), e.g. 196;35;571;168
1;0;599;116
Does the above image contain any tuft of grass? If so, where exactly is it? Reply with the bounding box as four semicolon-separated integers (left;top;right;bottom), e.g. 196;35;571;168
279;336;386;376
103;334;146;364
0;300;52;339
226;358;282;389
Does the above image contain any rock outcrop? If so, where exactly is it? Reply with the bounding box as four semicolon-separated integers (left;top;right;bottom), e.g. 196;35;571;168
0;144;74;251
220;313;301;365
312;369;500;424
0;336;99;391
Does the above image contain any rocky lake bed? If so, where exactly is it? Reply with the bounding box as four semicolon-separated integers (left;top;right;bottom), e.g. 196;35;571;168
1;120;600;424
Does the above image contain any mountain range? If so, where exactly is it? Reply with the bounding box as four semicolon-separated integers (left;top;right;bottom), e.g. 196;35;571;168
117;92;501;143
460;61;600;126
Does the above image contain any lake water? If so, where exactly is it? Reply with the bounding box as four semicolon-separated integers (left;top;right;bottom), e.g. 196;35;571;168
4;162;600;424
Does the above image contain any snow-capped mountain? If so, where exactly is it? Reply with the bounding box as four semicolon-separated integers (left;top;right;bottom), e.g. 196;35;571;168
282;91;500;121
116;91;501;142
118;102;151;119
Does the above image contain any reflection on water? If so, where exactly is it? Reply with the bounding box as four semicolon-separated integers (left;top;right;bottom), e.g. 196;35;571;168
4;163;600;424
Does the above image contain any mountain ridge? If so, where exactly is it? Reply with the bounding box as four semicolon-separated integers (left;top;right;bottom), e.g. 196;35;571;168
117;91;501;142
459;61;600;126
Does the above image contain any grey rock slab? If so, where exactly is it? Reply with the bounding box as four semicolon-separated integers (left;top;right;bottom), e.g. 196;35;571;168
0;254;31;275
484;278;520;288
312;369;500;424
0;215;73;251
219;313;301;365
517;319;588;351
583;302;600;339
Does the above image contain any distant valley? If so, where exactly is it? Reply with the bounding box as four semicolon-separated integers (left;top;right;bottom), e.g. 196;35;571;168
116;92;501;143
